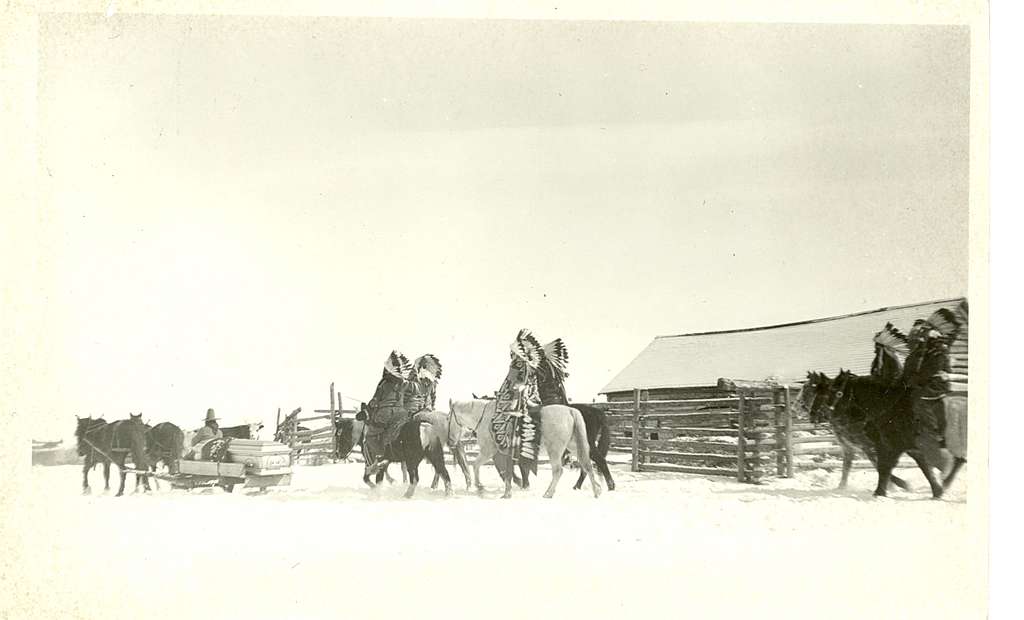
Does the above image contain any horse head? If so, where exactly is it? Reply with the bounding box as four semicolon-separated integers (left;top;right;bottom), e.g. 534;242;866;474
75;416;95;455
801;371;835;424
124;414;151;469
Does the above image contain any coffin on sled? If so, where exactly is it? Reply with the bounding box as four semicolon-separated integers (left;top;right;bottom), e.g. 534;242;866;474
170;439;293;493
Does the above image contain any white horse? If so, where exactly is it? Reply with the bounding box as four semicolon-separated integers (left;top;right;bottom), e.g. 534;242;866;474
448;398;601;499
412;409;474;492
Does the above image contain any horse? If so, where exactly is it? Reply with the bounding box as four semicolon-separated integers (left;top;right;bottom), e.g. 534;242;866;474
76;416;112;494
450;395;600;499
147;422;185;475
75;414;151;496
815;370;945;498
360;416;450;498
800;372;911;492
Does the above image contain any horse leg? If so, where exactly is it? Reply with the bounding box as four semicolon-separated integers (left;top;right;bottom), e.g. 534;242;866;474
907;450;944;499
943;457;966;489
401;462;409;485
543;455;564;499
597;455;615;491
864;449;910;491
103;461;111;491
453;444;473;491
503;464;514;499
839;444;854;490
427;443;452;496
573;467;586;490
116;458;128;497
472;443;495;493
491;454;514;499
403;455;420;500
516;462;528;489
873;449;898;497
81;457;92;494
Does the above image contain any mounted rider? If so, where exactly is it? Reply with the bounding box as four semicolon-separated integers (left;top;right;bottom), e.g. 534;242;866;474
363;351;413;466
404;354;443;414
490;330;544;470
902;308;962;449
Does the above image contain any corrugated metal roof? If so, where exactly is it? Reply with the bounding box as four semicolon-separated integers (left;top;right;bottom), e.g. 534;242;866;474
600;297;968;394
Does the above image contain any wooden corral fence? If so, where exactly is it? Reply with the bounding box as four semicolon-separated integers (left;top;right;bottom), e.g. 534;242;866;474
586;379;798;483
275;383;362;465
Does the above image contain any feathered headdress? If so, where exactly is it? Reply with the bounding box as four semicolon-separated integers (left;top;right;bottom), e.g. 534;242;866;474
509;329;544;369
873;322;909;357
925;308;962;342
410;354;443;385
383;350;412;379
954;299;969;327
541;338;570;381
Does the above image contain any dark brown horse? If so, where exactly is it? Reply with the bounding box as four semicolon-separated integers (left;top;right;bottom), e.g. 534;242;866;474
359;407;450;498
75;414;151;496
76;416;112;494
812;370;945;498
146;422;185;475
801;372;910;492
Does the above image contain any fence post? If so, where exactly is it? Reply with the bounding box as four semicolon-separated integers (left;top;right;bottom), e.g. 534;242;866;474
330;382;335;415
775;389;785;476
783;387;794;478
736;391;747;483
631;388;641;473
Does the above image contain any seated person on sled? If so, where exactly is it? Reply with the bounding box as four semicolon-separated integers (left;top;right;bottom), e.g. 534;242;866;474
187;408;229;461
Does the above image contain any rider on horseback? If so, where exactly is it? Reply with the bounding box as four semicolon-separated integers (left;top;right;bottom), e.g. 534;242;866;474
902;309;961;449
363;351;413;470
404;354;443;414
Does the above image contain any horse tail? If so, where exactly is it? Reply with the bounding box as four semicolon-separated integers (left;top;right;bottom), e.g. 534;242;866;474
570;408;592;466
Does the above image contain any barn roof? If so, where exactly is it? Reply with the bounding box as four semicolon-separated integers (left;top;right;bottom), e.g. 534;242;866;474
600;297;968;394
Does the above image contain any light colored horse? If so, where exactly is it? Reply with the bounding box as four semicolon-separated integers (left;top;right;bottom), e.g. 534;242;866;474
449;398;601;499
412;409;474;491
942;395;967;487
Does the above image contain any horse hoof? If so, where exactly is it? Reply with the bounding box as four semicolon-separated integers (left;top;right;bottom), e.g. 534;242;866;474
573;485;581;491
82;488;90;495
608;484;616;491
542;493;554;499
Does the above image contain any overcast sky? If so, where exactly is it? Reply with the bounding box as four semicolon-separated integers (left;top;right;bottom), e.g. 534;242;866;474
25;15;969;438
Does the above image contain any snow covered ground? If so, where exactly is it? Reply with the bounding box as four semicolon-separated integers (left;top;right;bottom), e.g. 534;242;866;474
5;461;979;620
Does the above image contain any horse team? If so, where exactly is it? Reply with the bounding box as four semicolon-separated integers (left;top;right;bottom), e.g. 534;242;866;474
74;306;968;502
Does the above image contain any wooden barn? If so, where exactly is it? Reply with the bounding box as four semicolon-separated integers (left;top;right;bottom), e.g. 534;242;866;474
600;296;969;403
590;297;969;482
